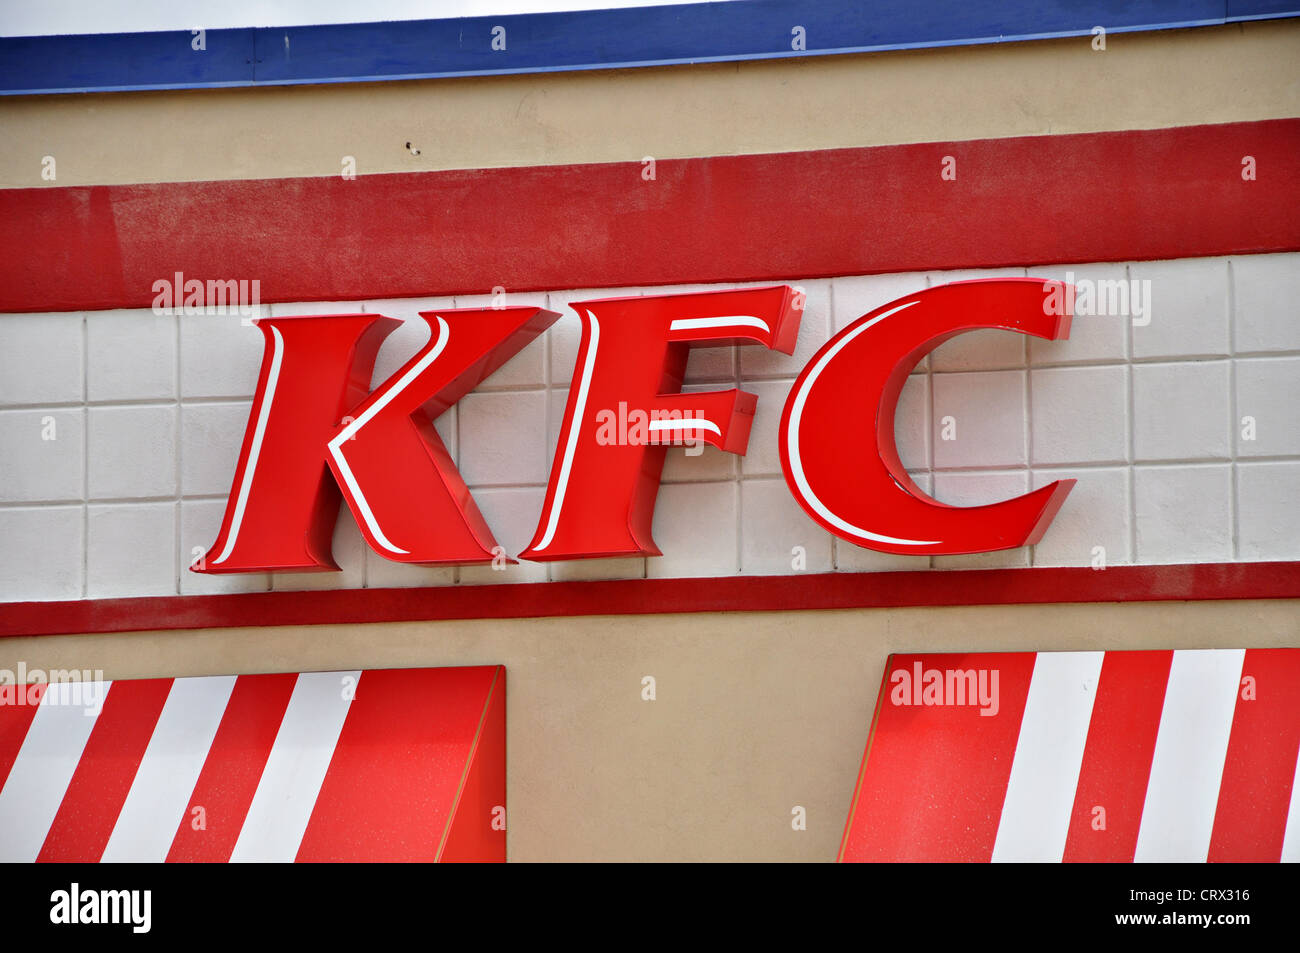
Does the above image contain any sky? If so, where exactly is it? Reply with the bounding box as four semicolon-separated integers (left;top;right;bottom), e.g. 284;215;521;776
1;1;742;37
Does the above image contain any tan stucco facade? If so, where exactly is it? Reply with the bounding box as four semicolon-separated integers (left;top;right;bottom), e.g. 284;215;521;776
3;20;1298;187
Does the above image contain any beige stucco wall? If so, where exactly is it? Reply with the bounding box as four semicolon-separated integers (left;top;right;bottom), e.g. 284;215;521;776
3;19;1298;187
3;598;1296;861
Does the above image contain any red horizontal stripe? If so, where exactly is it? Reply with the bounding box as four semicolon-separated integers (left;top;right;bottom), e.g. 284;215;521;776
0;562;1296;638
2;120;1297;313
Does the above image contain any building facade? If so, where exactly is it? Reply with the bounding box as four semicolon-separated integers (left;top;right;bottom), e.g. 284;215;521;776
1;2;1298;862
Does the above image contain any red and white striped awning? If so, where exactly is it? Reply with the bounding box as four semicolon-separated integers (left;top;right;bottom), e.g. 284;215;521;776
840;649;1300;862
0;665;505;862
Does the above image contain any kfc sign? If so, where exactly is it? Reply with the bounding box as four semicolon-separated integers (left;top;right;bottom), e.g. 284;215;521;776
193;279;1075;574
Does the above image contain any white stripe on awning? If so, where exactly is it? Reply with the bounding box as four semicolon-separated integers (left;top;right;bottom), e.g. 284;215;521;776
992;652;1103;862
1134;649;1244;863
0;682;111;862
101;675;236;862
229;671;357;862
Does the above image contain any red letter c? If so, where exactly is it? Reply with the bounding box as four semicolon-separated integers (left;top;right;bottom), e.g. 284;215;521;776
779;278;1075;556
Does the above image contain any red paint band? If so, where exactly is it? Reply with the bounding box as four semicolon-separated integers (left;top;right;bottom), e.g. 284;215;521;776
2;119;1297;314
1;561;1296;639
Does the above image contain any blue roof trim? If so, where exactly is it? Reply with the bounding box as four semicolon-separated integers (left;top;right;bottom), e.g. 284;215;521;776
1;0;1296;96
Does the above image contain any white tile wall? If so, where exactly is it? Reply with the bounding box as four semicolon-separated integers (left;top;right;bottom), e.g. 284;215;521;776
740;478;834;575
1130;258;1231;359
1027;263;1130;366
458;486;548;586
1231;254;1300;354
1235;357;1300;458
87;501;176;597
0;312;83;406
647;481;739;578
932;371;1027;468
0;506;83;600
1030;365;1128;466
1134;464;1233;564
86;309;176;401
87;405;177;499
1;254;1296;600
0;408;84;502
180;308;266;399
1132;361;1232;461
1237;461;1300;561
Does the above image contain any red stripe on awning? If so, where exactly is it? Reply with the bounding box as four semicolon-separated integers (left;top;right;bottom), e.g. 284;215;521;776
1208;648;1300;862
2;120;1297;314
36;679;172;863
165;672;297;863
1062;651;1172;862
838;653;1036;862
